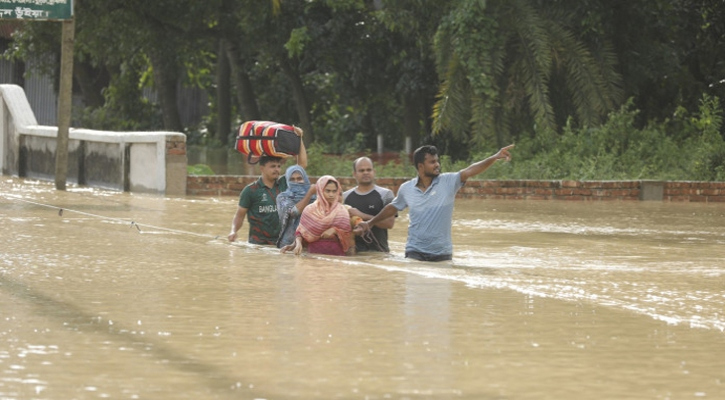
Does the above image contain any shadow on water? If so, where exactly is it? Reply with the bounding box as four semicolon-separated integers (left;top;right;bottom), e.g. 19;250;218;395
0;274;264;400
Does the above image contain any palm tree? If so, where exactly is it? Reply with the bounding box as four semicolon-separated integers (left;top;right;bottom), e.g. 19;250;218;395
432;0;623;149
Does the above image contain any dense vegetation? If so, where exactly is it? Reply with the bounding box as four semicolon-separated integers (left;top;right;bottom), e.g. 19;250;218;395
305;95;725;181
2;0;724;180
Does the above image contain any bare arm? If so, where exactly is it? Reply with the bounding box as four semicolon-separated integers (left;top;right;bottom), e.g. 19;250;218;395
294;184;316;213
227;206;248;242
355;203;399;234
459;144;515;182
348;207;395;229
293;126;308;169
374;215;395;230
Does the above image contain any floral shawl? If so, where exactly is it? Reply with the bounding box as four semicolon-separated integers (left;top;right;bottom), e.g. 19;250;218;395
296;175;352;252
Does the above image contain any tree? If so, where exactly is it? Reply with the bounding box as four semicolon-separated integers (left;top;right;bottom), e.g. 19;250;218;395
432;0;623;150
595;0;725;128
374;0;450;150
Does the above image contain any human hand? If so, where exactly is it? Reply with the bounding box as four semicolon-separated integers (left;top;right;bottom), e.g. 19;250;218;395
321;228;336;239
495;144;515;162
227;232;237;242
293;126;304;137
354;221;371;235
282;238;304;255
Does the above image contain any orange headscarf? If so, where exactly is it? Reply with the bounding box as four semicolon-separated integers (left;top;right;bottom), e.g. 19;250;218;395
296;175;352;252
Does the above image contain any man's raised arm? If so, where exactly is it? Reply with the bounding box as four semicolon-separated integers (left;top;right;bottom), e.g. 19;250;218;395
459;144;515;182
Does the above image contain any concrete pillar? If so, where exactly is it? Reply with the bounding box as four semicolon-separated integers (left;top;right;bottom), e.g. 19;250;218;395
165;136;187;196
0;96;6;174
639;181;664;201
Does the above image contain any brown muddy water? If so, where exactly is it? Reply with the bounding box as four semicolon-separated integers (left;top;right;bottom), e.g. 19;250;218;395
1;176;724;399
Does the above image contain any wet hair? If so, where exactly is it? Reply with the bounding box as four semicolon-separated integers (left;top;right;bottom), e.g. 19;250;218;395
258;155;283;166
413;145;438;169
352;156;373;173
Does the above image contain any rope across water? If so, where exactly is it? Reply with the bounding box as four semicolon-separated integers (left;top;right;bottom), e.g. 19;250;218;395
0;192;223;240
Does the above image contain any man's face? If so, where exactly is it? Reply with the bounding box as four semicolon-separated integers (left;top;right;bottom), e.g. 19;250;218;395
260;161;282;181
419;153;440;178
353;159;375;185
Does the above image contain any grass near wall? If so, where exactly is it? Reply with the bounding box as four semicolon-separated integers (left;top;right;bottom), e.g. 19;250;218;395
190;96;725;182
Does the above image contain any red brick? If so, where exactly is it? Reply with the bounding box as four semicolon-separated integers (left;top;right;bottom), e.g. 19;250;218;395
581;181;603;189
534;188;554;195
573;189;593;196
184;176;725;201
599;182;619;189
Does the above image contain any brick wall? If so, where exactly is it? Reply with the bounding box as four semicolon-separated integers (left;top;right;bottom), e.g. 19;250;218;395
186;175;725;202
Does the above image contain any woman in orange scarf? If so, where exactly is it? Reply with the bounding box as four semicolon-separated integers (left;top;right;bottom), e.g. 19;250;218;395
281;175;353;256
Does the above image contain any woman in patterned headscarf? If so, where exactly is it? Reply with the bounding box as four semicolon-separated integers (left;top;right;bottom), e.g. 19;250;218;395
276;165;315;248
281;175;353;256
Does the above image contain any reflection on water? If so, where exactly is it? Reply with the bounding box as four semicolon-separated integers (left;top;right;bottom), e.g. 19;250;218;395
1;177;724;399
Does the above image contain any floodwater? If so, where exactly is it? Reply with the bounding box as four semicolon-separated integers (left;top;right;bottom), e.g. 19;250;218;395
1;176;724;400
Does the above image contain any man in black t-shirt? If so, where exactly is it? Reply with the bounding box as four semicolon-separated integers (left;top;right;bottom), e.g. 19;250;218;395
343;157;395;252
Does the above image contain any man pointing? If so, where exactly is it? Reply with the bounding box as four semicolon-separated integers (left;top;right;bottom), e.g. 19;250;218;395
356;144;514;261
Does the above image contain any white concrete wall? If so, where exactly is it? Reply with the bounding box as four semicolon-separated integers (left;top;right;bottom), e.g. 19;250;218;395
0;84;186;194
129;143;159;192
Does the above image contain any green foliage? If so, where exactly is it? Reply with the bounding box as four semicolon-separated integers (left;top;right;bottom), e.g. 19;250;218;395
304;145;416;179
5;0;725;183
75;64;163;131
187;164;216;175
375;152;415;178
303;142;356;177
285;27;310;58
471;94;724;181
252;94;724;182
686;95;725;181
431;0;623;151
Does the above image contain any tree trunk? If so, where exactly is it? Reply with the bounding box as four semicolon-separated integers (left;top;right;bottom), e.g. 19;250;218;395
225;40;261;121
402;93;422;147
73;61;108;109
279;57;313;143
12;59;25;86
148;47;183;132
216;39;232;146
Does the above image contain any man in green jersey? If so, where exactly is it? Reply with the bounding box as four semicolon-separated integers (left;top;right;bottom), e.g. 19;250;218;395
228;127;309;245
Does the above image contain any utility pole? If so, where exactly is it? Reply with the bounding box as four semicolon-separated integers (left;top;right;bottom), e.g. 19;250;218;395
55;16;75;190
0;0;75;190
